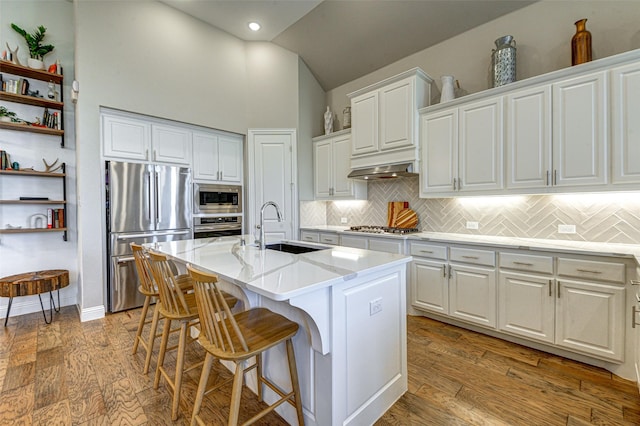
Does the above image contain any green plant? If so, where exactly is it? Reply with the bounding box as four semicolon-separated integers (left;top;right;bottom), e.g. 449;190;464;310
10;23;54;60
0;106;18;122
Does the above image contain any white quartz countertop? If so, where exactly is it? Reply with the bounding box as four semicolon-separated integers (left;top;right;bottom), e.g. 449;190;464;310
151;236;411;301
300;226;640;262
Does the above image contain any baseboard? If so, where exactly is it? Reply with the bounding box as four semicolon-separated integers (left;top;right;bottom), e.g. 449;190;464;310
0;294;77;320
80;305;105;322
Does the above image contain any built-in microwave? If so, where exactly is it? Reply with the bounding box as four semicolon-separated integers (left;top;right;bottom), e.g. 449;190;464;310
194;183;242;214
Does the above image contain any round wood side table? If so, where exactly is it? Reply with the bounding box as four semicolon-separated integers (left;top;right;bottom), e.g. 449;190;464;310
0;269;69;326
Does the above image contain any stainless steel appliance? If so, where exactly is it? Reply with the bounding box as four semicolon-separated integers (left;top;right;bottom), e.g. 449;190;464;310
194;183;242;214
106;161;192;312
348;225;420;235
194;216;242;239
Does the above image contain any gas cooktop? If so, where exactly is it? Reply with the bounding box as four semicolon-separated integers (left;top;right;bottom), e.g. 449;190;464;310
349;225;420;235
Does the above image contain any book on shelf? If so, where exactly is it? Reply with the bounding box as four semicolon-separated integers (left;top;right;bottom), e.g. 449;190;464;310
57;208;64;228
47;208;53;229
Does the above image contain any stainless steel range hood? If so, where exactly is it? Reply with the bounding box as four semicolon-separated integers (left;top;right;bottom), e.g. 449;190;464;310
347;163;417;180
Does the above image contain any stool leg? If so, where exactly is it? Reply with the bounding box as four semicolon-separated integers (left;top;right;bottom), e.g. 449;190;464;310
4;297;13;327
256;353;263;402
191;352;214;426
53;289;61;313
154;317;172;389
286;339;305;426
143;302;161;375
228;360;245;426
171;320;188;420
38;293;53;324
133;295;151;355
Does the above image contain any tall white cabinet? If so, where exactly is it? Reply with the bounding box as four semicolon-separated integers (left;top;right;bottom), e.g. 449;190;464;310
313;130;366;200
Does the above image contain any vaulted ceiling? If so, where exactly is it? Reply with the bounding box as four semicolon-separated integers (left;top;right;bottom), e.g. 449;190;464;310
163;0;535;91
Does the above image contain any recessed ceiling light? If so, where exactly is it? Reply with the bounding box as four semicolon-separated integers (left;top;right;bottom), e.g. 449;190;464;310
248;22;261;32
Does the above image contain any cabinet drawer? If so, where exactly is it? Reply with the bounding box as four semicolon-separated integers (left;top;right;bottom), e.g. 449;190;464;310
409;242;447;260
319;233;339;245
369;238;404;254
557;258;626;284
499;252;553;274
450;247;495;267
300;231;320;243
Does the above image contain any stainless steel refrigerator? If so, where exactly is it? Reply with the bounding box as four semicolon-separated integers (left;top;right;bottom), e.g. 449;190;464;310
106;161;192;312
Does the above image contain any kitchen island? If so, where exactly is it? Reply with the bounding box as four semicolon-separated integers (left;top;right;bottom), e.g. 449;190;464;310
152;236;412;426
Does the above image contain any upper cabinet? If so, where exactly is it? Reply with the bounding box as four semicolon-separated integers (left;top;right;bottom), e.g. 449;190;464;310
151;124;192;165
313;130;366;200
420;96;503;196
193;132;243;184
420;48;640;198
348;68;433;169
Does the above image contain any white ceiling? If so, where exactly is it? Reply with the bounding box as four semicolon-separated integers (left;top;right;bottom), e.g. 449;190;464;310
163;0;535;91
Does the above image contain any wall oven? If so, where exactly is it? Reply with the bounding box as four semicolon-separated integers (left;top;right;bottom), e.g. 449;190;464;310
194;216;242;239
194;183;242;215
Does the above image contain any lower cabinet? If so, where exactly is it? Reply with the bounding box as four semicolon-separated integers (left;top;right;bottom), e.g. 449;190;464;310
449;263;496;328
411;259;448;315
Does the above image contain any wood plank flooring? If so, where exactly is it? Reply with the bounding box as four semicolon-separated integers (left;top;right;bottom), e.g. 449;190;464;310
1;307;639;425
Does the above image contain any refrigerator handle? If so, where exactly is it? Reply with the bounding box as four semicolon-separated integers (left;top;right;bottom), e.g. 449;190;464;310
146;170;152;222
154;169;160;225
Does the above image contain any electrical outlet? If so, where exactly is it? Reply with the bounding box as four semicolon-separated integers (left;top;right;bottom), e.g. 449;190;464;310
558;224;576;234
341;217;348;224
369;298;382;316
466;221;479;230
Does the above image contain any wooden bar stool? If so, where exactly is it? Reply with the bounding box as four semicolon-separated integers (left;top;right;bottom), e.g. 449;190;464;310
130;243;192;375
148;250;203;421
187;264;304;426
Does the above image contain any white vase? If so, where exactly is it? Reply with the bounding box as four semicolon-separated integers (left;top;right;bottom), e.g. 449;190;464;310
27;58;44;70
440;75;455;103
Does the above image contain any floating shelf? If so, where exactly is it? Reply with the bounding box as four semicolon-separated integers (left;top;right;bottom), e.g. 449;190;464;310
0;92;63;109
0;200;66;204
0;227;67;234
0;169;65;178
0;121;64;136
0;61;63;84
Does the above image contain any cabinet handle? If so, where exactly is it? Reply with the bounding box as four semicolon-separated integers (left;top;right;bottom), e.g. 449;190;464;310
462;255;479;259
419;250;433;254
632;305;639;329
442;264;446;277
448;265;452;277
557;281;560;298
630;280;640;286
453;178;457;191
154;150;157;161
546;170;550;186
548;279;552;297
513;261;534;266
553;169;557;186
576;268;602;274
457;178;461;191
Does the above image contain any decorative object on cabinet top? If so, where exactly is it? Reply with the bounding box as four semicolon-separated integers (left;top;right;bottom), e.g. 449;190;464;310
440;75;455;102
572;18;592;66
491;35;516;87
324;106;333;135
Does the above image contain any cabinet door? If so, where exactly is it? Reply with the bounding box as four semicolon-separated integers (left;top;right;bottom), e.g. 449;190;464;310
351;91;379;156
218;135;243;183
102;114;150;161
380;77;413;151
552;71;607;187
313;139;332;199
411;259;449;315
555;279;625;362
506;85;552;189
498;271;555;344
449;264;496;328
151;124;191;165
192;132;219;181
611;62;640;184
332;134;354;197
459;97;504;192
419;109;458;195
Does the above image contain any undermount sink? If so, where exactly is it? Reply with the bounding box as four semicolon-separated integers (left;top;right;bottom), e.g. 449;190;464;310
266;242;329;254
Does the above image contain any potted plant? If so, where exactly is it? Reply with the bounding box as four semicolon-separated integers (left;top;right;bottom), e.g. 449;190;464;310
0;106;18;123
10;23;54;70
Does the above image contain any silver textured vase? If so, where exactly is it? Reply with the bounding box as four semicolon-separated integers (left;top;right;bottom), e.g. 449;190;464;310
491;35;516;87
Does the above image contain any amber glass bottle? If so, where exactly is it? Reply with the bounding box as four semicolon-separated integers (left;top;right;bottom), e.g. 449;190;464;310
571;19;592;65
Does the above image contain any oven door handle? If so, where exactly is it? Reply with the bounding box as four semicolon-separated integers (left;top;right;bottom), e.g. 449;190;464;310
195;225;242;232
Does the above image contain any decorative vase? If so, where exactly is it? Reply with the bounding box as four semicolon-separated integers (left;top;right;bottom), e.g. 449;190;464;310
491;35;516;87
343;106;351;129
27;58;44;70
324;106;333;135
440;75;455;103
571;18;592;66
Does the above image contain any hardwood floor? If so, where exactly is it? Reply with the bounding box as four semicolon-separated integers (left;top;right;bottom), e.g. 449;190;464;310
1;307;639;425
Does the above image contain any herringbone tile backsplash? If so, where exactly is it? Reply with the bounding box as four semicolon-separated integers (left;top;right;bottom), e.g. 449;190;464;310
301;177;640;244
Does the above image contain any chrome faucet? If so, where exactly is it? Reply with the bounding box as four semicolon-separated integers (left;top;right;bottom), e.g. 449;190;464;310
257;201;283;249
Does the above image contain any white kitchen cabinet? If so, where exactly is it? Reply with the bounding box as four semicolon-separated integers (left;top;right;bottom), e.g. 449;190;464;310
151;124;192;165
611;62;640;185
556;279;625;361
102;113;151;161
313;131;366;200
340;235;368;249
348;69;433;169
339;234;404;253
420;97;503;196
300;231;320;243
552;71;607;187
409;241;449;315
300;230;340;245
193;132;243;184
505;85;552;189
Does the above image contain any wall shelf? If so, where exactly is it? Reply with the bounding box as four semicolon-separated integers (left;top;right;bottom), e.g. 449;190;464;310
0;61;63;84
0;91;63;109
0;227;67;234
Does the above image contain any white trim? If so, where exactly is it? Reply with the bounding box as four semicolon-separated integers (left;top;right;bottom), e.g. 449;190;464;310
80;305;106;322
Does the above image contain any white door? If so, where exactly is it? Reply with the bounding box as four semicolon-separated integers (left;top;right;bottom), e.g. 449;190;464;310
331;134;354;197
102;113;150;161
611;62;640;185
552;71;607;187
192;132;219;181
458;96;504;192
419;108;458;195
151;124;192;165
248;129;297;244
506;85;552;189
380;77;413;151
